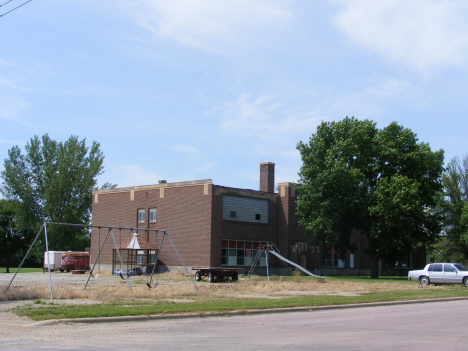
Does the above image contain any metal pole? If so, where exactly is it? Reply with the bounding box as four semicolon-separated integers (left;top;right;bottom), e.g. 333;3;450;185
266;245;270;282
46;222;164;233
164;232;199;292
4;224;45;294
110;229;132;293
44;223;53;300
148;233;166;288
84;227;112;290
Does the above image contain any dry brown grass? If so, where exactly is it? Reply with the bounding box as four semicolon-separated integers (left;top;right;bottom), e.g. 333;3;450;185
0;271;430;303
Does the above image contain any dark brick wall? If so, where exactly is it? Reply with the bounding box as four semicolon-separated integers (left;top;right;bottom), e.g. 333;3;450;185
211;185;280;267
278;183;320;271
91;181;213;270
260;162;275;193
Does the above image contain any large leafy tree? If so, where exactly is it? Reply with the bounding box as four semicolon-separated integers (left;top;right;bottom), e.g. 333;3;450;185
296;117;444;278
0;199;24;273
1;134;105;254
432;156;468;262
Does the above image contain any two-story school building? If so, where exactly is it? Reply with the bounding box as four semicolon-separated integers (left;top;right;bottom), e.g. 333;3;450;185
90;162;426;276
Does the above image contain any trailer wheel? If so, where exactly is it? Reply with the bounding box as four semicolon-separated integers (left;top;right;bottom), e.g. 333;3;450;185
195;271;201;281
208;271;216;283
232;272;238;282
59;269;64;273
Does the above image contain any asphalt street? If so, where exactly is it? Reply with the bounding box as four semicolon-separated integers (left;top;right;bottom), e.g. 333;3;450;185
2;299;468;350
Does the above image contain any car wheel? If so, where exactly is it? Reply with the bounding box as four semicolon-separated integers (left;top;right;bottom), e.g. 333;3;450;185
208;271;216;283
463;277;468;288
195;271;201;281
419;276;430;286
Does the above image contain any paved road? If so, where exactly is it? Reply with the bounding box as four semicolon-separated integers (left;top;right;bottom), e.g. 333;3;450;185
2;300;468;350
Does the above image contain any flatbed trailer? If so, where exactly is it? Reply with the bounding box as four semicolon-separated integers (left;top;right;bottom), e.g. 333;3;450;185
192;267;243;283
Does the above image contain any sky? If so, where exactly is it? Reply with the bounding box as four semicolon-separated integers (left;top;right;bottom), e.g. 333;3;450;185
1;0;468;191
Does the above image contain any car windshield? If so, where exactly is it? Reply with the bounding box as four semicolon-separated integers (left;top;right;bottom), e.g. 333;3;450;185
454;264;466;271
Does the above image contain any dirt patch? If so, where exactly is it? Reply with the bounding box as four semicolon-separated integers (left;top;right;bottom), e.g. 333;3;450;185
0;271;423;304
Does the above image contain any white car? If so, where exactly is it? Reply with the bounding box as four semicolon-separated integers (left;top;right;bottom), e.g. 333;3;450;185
408;263;468;286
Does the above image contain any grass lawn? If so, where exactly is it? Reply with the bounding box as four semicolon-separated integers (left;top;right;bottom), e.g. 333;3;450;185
10;275;468;321
0;267;42;273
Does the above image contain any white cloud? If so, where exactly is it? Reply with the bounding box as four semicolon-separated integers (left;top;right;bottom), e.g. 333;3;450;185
170;144;199;154
191;162;216;175
125;0;291;54
325;77;416;120
116;164;160;187
333;0;468;73
0;97;32;128
219;93;323;141
0;63;33;128
216;77;413;143
0;138;26;145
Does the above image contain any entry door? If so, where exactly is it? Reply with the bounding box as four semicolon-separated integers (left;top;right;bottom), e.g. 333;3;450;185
301;255;307;269
428;264;444;283
443;264;460;283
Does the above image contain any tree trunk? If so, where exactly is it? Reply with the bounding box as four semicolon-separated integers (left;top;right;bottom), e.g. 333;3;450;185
370;256;379;279
4;255;10;273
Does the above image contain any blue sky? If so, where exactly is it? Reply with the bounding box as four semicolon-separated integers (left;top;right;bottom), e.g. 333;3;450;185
1;1;467;190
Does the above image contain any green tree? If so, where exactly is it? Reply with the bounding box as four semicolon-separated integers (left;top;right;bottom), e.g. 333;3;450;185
296;117;444;278
1;134;105;254
0;199;24;273
433;156;468;262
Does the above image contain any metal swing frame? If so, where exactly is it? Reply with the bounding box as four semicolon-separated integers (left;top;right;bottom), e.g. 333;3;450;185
247;243;324;281
4;222;198;300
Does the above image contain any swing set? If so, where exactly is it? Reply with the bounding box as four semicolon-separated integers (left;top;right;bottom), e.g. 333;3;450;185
4;222;199;300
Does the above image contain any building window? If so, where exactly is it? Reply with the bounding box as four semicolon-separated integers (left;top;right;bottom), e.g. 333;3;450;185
223;195;269;223
322;248;345;268
297;242;307;252
149;208;157;222
221;240;267;266
136;250;144;265
394;254;412;269
138;209;145;223
149;250;156;264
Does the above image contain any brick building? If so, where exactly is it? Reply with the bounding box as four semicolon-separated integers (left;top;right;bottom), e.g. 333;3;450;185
90;163;425;276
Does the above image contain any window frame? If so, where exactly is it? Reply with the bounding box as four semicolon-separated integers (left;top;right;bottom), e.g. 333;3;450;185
322;248;345;268
221;240;267;267
137;209;145;223
149;208;157;222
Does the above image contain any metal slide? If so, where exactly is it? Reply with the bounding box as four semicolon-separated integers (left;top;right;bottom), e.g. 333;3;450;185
267;250;324;279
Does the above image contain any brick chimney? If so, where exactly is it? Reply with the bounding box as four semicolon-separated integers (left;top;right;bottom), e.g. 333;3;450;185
260;162;275;193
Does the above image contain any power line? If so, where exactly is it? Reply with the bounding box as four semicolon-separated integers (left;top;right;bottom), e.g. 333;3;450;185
0;0;33;18
0;0;15;7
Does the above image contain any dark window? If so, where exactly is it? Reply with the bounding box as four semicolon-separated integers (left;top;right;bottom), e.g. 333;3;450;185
230;211;237;218
255;214;261;220
433;264;443;272
221;240;267;266
322;249;344;268
444;264;456;272
221;249;228;265
428;265;433;272
237;249;245;265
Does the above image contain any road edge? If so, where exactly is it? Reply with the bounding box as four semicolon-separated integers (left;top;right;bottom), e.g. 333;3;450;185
23;296;468;327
